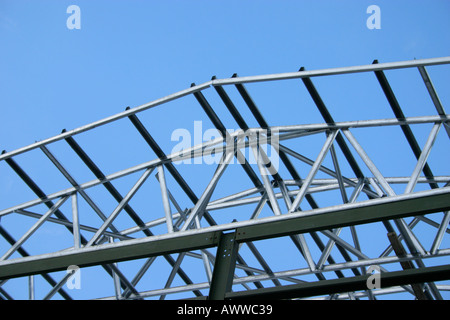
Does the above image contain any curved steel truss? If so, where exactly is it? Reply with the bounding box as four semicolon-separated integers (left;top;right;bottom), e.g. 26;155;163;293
0;57;449;300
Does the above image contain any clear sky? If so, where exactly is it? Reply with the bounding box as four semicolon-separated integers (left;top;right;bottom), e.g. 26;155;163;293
1;0;449;150
0;0;449;300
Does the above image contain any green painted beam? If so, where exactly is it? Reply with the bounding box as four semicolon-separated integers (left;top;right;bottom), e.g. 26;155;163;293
226;264;450;300
234;189;450;243
0;230;221;280
208;232;239;300
0;188;449;281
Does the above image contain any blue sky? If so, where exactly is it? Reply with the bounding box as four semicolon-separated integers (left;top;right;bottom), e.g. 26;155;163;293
1;0;449;150
0;0;449;300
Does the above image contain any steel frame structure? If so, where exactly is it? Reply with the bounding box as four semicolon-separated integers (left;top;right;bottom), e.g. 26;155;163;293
0;57;449;300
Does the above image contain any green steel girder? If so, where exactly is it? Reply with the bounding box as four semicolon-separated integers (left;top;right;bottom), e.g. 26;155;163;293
0;230;222;280
234;188;450;243
208;232;239;300
225;264;450;300
0;188;449;284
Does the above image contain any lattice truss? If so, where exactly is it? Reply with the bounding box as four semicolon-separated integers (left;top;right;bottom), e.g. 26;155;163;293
0;58;449;300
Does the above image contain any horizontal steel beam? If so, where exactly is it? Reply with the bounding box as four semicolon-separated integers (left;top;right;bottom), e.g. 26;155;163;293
212;56;450;86
0;187;449;281
0;230;222;280
234;187;450;243
95;249;450;299
225;264;450;300
268;115;449;133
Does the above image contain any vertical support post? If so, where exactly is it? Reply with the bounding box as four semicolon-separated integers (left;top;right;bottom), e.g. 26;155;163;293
110;237;122;300
28;275;35;300
157;165;174;233
71;193;80;249
208;232;239;300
